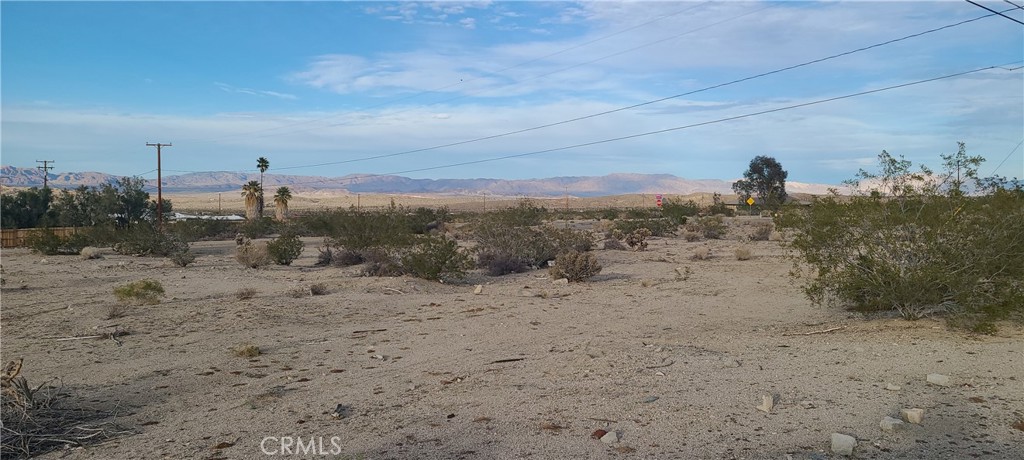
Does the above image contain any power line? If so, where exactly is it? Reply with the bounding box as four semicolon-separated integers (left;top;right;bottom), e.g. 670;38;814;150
987;138;1024;176
1005;0;1024;9
146;142;172;228
276;62;1020;189
36;160;55;188
966;0;1024;25
185;2;714;143
274;11;1003;172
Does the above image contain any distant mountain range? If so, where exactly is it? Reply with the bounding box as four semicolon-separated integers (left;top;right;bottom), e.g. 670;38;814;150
0;165;836;197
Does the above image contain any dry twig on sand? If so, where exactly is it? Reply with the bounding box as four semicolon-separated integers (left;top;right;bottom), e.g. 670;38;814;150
782;326;847;336
1;359;129;458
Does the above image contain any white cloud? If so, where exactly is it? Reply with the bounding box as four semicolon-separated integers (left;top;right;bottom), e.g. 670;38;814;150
214;82;297;100
459;17;476;29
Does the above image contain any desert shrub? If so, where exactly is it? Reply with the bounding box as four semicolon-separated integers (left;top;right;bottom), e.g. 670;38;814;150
661;198;699;225
104;303;128;320
361;248;404;277
682;230;702;242
600;208;620;220
166;219;239;242
407;207;450;234
266;233;304;265
612;218;675;237
235;288;257;300
777;146;1024;327
232;344;260;358
238;217;277;239
612;227;652;251
703;193;735;217
734;247;752;260
79;246;103;260
287;286;310;298
549;250;602;282
113;279;165;305
26;229;85;256
235;240;271;269
691;246;712;260
112;224;188;257
490;199;547;227
750;222;773;241
685;215;727;239
401;236;471;281
473;222;593;273
603;238;627;250
327;207;416;251
168;247;196;267
624;207;660;219
309;283;329;295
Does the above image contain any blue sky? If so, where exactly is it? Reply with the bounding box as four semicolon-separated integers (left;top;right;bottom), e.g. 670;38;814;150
2;1;1022;186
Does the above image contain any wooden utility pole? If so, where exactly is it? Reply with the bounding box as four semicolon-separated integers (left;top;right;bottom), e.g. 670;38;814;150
36;160;55;188
146;142;171;228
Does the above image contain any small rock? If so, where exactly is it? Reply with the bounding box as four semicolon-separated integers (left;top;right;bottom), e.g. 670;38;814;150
330;404;345;418
880;416;906;432
642;396;659;403
655;371;665;376
799;400;816;409
552;278;569;285
901;408;924;424
473;285;483;295
590;429;608;440
885;383;902;391
756;394;776;413
831;433;857;456
927;373;951;386
371;354;386;360
600;431;620;444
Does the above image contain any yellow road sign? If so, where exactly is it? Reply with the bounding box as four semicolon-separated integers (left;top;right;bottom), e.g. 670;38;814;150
746;197;755;206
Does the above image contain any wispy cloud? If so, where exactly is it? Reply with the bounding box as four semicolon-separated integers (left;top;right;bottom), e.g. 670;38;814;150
214;82;297;100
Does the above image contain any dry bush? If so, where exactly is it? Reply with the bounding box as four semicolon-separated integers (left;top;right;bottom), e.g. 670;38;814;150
685;216;727;239
749;223;773;241
691;246;712;260
79;247;103;260
168;248;196;267
309;283;329;296
235;241;270;269
361;249;404;277
232;344;261;358
768;231;785;242
287;286;310;298
734;247;753;260
548;250;602;282
235;288;258;300
104;304;128;320
113;279;164;305
621;228;652;251
682;230;702;242
2;359;124;458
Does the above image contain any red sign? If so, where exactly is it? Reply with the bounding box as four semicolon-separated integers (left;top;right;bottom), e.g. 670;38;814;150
656;194;663;207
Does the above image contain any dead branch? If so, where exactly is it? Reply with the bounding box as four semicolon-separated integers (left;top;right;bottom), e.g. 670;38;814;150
782;326;847;336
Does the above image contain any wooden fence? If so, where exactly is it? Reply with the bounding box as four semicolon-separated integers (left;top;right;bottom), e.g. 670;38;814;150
1;227;80;249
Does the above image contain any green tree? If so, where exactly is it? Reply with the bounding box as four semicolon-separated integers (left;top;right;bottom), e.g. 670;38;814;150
273;186;292;221
732;156;788;209
256;157;269;217
242;181;261;221
0;187;56;228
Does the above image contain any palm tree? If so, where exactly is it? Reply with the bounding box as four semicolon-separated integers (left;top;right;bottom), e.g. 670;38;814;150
256;157;269;217
274;186;292;221
241;180;261;220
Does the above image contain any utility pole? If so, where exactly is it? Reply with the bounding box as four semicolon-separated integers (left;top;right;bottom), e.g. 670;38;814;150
36;160;55;188
146;142;171;228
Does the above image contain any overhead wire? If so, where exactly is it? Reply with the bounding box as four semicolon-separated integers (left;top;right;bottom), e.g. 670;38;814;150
274;62;1021;189
272;10;1008;172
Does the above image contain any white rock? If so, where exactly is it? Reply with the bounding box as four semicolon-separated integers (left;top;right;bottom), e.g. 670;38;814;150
880;416;906;432
473;285;483;295
901;408;924;424
885;383;902;391
552;278;569;285
756;394;776;413
831;433;857;456
927;373;951;386
600;431;619;444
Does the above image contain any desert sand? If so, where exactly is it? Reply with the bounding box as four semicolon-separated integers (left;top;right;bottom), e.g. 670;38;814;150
1;215;1022;459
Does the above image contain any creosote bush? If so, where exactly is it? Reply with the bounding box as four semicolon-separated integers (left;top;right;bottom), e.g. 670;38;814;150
266;233;303;265
750;223;773;241
685;216;727;240
473;222;594;276
168;247;196;267
113;279;165;305
235;288;257;300
548;250;602;282
309;283;329;296
777;145;1023;330
401;236;472;281
26;229;88;256
734;247;752;261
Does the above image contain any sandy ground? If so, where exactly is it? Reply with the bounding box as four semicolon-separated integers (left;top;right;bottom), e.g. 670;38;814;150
1;218;1022;459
